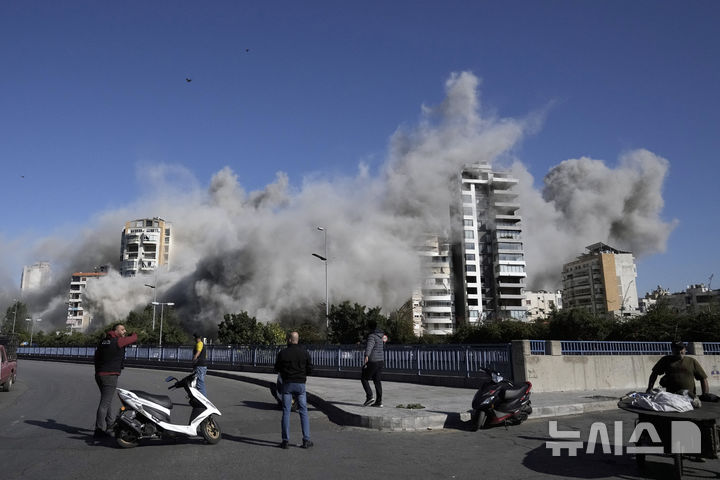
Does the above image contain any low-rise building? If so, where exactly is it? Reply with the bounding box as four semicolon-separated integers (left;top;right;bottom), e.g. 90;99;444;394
657;284;720;313
524;290;562;321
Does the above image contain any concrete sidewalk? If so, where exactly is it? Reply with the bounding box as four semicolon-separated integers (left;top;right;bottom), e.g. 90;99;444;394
211;370;632;432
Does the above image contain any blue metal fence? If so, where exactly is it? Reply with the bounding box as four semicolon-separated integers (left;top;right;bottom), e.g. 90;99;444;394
561;341;671;355
704;342;720;355
17;343;513;380
529;340;546;355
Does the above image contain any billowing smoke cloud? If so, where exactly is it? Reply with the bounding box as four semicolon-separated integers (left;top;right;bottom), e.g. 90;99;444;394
2;71;675;334
514;149;677;289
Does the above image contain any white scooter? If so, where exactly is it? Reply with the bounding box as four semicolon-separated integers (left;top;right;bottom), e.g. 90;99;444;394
114;373;222;448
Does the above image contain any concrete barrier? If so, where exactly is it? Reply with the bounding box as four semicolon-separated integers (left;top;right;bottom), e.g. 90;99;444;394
513;340;720;392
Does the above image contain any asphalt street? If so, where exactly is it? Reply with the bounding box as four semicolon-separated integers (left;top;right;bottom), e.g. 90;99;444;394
0;361;717;480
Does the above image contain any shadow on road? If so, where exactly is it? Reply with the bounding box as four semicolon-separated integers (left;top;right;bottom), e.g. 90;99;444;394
25;418;91;436
239;400;281;411
24;418;103;446
519;436;719;479
222;432;282;448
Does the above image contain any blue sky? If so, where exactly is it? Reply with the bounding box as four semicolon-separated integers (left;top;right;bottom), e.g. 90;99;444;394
1;0;719;299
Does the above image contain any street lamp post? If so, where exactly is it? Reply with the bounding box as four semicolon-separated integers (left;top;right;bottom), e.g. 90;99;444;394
12;299;18;333
151;301;174;347
145;283;157;330
312;226;329;328
25;318;41;344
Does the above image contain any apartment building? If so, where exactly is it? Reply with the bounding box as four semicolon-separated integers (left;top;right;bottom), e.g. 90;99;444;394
66;268;107;332
450;163;527;324
412;235;455;336
561;242;638;316
120;217;172;277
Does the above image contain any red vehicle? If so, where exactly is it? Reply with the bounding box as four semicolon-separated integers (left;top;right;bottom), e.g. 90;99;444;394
0;335;18;392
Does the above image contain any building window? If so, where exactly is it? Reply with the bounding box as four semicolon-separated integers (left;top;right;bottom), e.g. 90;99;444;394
462;207;473;216
465;243;475;250
463;219;473;226
464;230;474;239
466;265;476;272
462;194;473;204
465;254;475;261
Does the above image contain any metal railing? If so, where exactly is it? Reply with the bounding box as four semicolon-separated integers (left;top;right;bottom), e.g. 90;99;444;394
704;342;720;355
17;343;513;380
529;340;546;355
561;341;671;355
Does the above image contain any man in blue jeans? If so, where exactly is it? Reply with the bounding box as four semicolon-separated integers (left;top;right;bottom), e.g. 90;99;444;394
192;333;208;396
274;331;313;449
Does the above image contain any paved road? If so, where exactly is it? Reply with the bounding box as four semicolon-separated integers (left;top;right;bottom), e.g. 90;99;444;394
1;361;718;480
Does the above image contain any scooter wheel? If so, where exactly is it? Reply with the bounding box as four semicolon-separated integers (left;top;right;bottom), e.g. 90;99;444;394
199;415;221;444
115;426;139;448
470;410;486;431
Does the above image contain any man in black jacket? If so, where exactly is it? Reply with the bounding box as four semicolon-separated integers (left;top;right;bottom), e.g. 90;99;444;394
93;323;137;439
274;331;313;449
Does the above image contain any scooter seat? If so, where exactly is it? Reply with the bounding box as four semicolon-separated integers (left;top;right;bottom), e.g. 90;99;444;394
131;390;173;409
502;385;528;401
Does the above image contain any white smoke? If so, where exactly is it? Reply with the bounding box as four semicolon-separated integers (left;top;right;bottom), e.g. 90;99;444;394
3;71;675;334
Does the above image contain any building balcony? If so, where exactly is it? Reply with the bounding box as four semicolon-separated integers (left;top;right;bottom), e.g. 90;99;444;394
125;235;140;244
498;293;525;300
495;214;522;222
422;295;452;302
423;306;453;313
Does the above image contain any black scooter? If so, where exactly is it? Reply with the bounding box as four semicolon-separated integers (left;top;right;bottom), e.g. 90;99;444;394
470;368;532;431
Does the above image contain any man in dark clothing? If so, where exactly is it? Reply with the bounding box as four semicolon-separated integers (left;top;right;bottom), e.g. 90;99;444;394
274;331;313;449
94;323;138;438
192;333;207;396
361;320;385;407
647;340;709;396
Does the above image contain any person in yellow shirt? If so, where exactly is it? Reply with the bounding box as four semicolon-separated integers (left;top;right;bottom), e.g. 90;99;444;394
192;333;208;396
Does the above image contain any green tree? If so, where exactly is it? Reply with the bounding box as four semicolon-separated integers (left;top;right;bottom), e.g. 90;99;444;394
384;300;417;344
327;301;387;344
2;301;29;334
275;303;327;344
546;308;615;340
217;311;284;345
92;304;188;345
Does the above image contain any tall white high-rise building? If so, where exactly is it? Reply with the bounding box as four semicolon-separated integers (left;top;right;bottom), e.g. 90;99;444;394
20;261;51;293
450;163;527;324
412;235;455;336
120;217;172;277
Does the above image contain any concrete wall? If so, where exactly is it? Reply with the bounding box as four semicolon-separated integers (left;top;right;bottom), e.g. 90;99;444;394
513;340;720;392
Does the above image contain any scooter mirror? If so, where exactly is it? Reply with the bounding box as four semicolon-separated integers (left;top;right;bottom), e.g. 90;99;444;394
165;376;177;382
